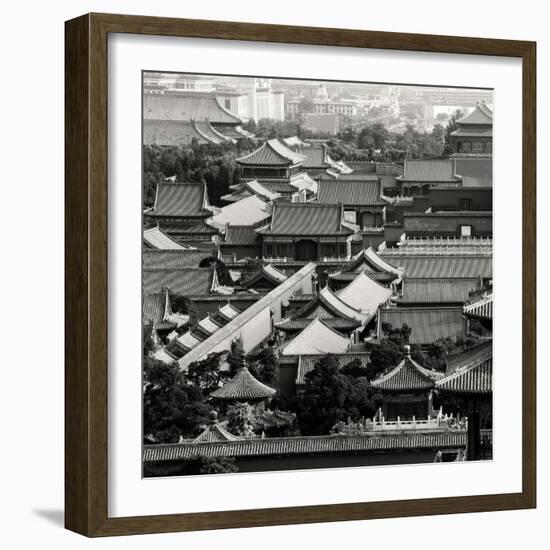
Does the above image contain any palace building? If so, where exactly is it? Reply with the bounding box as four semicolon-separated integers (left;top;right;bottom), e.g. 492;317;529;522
450;102;493;156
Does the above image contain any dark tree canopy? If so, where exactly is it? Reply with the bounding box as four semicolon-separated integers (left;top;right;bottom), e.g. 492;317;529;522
185;352;228;396
144;456;238;477
247;347;279;388
297;355;377;435
143;357;211;443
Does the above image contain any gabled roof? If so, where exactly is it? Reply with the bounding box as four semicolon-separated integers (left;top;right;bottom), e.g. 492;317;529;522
378;307;465;345
143;267;215;296
437;344;492;394
193;411;241;443
296;353;370;385
147;182;211;218
222;225;261;246
330;248;402;282
143;92;242;124
241;264;288;289
399;278;480;304
209;195;271;228
317;179;385;206
143;289;175;328
455;103;493;126
142;249;214;269
275;286;367;331
454;157;492;178
371;347;442;391
143;227;185;250
194;120;233;144
281;318;351;356
336;272;392;315
259;203;353;236
379;254;492;279
236;139;306;167
399;160;460;183
463;292;493;320
210;363;276;401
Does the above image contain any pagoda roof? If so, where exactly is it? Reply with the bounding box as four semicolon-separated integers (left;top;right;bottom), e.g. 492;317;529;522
379;253;492;280
241;264;288;289
450;127;492;138
258;203;353;236
143;226;185;250
378;307;465;345
456;103;493;126
210;364;276;401
281;318;351;356
399;278;480;304
193;411;241;443
147;182;211;218
144;432;467;462
296;353;370;385
371;348;443;391
143;267;216;296
336;272;392;316
142;248;214;269
236;139;306;167
399;159;461;183
143;92;242;124
317;179;385;206
209;195;271;229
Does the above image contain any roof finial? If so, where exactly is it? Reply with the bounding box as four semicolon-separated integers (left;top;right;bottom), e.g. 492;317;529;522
208;410;219;424
404;344;411;357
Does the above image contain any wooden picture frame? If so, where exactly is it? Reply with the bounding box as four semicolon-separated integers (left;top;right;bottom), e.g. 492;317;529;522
65;12;536;537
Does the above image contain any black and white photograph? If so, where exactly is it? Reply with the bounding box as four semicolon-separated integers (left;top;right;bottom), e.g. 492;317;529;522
141;71;493;477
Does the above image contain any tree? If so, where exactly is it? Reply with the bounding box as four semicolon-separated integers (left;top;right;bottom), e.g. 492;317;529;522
443;109;464;156
186;352;228;395
225;402;256;438
369;323;414;380
169;293;199;327
144;456;238;477
143;357;211;443
247;347;279;387
297;355;377;435
299;97;314;114
198;257;233;287
227;338;245;374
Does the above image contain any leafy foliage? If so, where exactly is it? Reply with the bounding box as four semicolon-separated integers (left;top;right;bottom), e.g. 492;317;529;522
169;293;199;327
225;402;257;438
297;355;377;435
247;347;279;388
185;352;228;396
143;357;210;443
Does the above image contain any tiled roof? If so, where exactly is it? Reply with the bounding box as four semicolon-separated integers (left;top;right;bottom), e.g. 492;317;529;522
337;272;392;315
445;340;492;374
237;139;306;166
296;145;330;168
380;254;492;279
241;264;288;288
143;120;210;146
192;412;241;443
400;160;460;182
210;196;271;228
371;351;442;391
221;180;281;203
148;182;209;217
142;249;214;269
464;293;493;320
454;157;492;177
143;431;467;461
296;353;370;385
436;358;492;394
143;93;242;124
223;225;261;246
210;364;276;401
179;263;318;369
143;267;214;296
143;290;173;327
329;247;403;282
281;318;351;356
260;203;353;236
276;317;360;332
317;179;384;206
450;127;492;137
193;120;229;144
143;227;185;250
379;307;465;345
456;103;493;125
400;278;480;303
